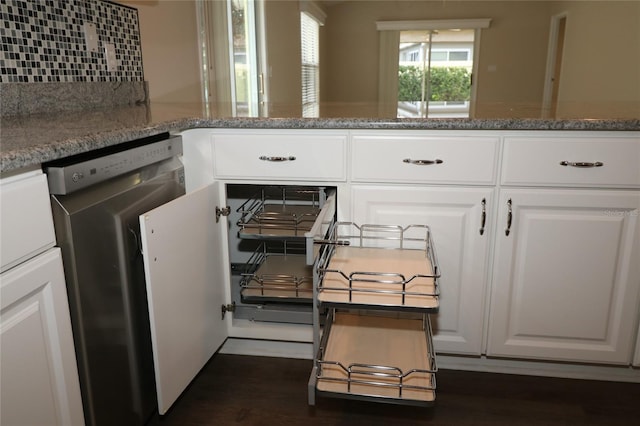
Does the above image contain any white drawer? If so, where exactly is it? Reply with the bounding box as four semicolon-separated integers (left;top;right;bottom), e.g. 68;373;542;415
212;131;347;181
502;135;640;188
1;171;56;272
351;134;499;185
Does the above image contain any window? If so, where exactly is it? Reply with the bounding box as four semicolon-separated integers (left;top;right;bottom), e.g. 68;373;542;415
430;50;470;62
424;48;472;62
229;0;260;117
397;29;477;118
449;51;469;61
431;51;448;61
377;18;490;118
301;12;319;118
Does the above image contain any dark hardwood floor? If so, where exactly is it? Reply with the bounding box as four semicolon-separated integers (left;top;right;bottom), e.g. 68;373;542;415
150;354;640;426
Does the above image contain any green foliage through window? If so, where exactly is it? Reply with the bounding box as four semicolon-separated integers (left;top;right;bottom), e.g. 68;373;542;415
398;66;471;102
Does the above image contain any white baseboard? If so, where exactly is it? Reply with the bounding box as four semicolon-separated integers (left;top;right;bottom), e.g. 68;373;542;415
219;338;640;383
436;354;640;383
220;337;314;359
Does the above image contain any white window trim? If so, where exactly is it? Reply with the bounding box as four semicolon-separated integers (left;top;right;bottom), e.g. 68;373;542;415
300;0;326;26
542;11;569;119
197;0;233;117
377;18;491;118
376;19;491;31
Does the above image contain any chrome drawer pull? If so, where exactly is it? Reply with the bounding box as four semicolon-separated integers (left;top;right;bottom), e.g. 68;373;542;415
403;158;443;165
259;155;296;162
479;198;486;236
559;161;603;168
505;198;513;237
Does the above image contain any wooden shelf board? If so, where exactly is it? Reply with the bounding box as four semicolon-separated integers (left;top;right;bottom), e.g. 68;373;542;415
242;255;313;300
316;313;435;403
319;247;438;309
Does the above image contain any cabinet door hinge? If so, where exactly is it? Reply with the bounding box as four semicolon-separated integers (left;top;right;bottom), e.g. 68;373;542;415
221;302;236;319
216;206;231;222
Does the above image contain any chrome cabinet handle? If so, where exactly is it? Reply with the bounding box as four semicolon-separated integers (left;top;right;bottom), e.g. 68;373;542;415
403;158;443;165
259;155;296;162
505;198;513;236
479;198;486;236
559;161;603;168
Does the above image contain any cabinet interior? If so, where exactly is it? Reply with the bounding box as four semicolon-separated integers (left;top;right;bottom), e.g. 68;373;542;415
226;184;336;324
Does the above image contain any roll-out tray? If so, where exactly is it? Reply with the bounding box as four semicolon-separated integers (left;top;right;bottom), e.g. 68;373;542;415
238;204;320;238
318;246;438;311
241;254;313;303
314;312;436;405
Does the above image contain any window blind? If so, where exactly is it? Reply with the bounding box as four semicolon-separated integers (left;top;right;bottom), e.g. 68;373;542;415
301;12;319;118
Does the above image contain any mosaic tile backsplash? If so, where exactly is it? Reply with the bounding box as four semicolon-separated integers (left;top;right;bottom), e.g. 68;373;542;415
0;0;143;83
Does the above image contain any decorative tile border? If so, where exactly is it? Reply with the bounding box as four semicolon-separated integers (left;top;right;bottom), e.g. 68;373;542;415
0;0;143;82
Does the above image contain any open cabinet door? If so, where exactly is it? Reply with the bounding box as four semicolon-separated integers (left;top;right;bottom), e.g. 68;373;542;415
139;182;227;414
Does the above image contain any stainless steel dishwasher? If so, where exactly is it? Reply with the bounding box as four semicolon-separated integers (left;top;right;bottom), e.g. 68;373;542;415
44;133;185;426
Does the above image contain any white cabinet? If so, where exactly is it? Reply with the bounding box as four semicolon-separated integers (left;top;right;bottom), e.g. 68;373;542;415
211;130;347;181
351;133;499;185
0;171;56;272
171;128;639;398
488;186;640;363
348;131;499;356
1;248;84;426
140;129;350;414
488;133;640;365
350;185;493;355
501;136;640;188
0;169;84;426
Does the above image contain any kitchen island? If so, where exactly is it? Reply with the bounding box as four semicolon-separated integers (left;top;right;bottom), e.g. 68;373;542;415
1;104;639;425
1;102;639;173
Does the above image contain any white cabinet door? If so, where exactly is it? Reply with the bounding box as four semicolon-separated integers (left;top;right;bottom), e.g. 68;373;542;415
1;248;84;426
350;185;494;355
140;182;228;414
488;189;640;364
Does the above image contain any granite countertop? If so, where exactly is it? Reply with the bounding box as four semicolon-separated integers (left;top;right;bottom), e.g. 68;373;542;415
1;102;639;173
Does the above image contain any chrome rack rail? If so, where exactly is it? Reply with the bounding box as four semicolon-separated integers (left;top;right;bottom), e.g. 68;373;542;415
236;186;326;238
240;241;313;303
314;310;437;406
314;222;441;311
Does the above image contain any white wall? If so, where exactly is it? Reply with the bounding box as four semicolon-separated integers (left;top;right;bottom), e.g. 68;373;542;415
120;0;202;103
552;1;640;119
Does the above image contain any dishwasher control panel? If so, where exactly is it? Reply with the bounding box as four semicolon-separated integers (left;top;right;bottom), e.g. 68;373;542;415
44;133;183;195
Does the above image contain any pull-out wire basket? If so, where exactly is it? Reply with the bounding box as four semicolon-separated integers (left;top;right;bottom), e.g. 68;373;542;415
315;310;437;405
237;186;326;238
240;241;313;303
315;222;441;311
